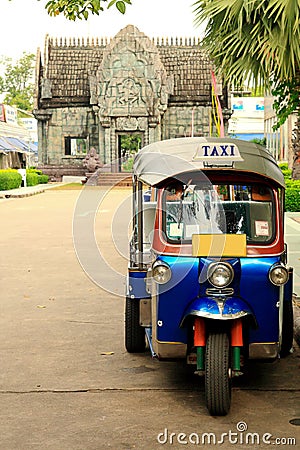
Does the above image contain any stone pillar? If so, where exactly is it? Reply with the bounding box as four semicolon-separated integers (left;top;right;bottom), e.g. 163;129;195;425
110;121;118;172
100;116;112;166
143;123;149;147
99;124;106;164
148;116;161;144
33;109;52;165
40;122;48;164
104;128;111;167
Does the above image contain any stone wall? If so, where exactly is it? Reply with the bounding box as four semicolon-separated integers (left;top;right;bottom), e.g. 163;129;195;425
162;106;212;139
38;165;86;182
38;106;98;166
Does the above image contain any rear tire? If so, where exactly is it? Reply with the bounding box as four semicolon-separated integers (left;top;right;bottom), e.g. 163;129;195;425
280;300;294;357
205;332;231;416
125;297;146;353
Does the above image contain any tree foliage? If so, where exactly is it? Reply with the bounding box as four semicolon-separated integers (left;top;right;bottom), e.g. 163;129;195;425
272;77;300;130
0;52;35;111
120;134;141;153
44;0;132;20
193;0;300;128
193;0;300;87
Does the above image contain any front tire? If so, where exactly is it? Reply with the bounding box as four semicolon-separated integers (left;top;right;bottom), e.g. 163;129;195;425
125;297;146;353
205;332;231;416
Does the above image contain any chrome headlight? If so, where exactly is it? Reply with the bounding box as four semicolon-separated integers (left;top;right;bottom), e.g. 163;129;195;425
269;264;289;285
208;262;234;288
152;261;171;284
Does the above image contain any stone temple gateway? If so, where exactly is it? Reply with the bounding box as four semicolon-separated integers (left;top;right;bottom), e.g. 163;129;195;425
34;25;230;180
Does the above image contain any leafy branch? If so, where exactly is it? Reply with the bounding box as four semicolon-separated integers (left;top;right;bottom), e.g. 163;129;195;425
44;0;132;20
272;78;300;131
0;53;35;111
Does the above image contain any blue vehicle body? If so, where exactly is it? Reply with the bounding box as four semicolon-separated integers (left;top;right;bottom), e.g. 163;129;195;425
127;254;290;348
154;255;281;345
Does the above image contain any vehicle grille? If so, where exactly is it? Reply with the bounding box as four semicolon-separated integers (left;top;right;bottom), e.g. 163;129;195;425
205;287;234;297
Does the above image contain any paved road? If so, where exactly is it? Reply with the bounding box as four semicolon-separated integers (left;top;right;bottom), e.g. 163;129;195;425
0;187;299;449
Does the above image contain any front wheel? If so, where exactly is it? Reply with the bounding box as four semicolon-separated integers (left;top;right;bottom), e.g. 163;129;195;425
125;297;146;353
205;332;231;416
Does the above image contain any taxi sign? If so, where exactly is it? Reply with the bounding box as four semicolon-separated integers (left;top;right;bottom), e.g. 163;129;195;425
193;143;244;162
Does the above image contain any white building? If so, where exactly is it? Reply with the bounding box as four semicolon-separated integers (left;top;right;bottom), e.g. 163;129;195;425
0;104;38;168
228;96;265;142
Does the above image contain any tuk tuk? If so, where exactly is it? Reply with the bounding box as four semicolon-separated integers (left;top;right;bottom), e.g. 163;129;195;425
125;137;293;416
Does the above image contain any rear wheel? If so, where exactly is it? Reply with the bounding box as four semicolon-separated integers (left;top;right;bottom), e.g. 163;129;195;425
205;332;231;416
280;300;294;357
125;297;146;353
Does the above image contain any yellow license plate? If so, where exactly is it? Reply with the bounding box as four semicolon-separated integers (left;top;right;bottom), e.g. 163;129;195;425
192;234;247;257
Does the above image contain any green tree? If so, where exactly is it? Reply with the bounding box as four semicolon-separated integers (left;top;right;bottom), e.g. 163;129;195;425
120;134;141;153
44;0;132;20
193;0;300;177
0;52;35;112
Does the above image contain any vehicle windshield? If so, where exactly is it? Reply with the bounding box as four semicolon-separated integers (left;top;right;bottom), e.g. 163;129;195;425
163;182;274;245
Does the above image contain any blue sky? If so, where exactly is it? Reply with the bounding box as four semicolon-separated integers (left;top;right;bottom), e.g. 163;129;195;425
1;0;201;61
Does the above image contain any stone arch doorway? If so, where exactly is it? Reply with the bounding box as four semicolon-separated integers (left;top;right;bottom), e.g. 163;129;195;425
117;131;143;172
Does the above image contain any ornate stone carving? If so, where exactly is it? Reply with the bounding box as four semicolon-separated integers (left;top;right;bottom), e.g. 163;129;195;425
148;116;160;128
116;116;148;131
137;117;148;130
117;78;141;106
83;147;103;172
96;25;171;127
116;117;138;130
99;116;111;128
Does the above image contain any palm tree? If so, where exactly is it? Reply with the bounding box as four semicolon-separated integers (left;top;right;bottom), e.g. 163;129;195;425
193;0;300;178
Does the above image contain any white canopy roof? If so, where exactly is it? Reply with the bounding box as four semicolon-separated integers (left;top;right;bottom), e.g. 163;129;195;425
133;137;285;188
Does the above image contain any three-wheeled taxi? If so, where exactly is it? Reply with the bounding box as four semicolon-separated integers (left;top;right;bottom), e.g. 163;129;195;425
125;137;293;415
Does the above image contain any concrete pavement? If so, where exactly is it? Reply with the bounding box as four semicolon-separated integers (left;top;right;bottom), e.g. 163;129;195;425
0;186;299;449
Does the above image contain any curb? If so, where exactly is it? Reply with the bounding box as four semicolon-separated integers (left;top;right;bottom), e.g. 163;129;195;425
0;183;65;199
0;189;45;199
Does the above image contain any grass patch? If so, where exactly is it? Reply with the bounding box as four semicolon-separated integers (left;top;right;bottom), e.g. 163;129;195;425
51;183;84;190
